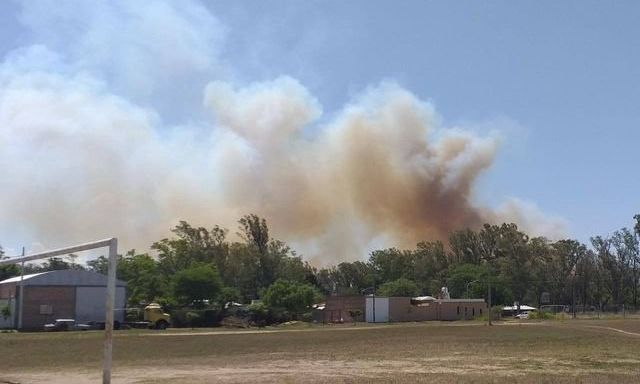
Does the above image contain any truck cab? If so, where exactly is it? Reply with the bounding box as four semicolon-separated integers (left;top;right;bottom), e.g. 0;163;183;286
143;303;171;329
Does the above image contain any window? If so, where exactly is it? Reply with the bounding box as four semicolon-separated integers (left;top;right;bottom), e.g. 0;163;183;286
40;304;53;315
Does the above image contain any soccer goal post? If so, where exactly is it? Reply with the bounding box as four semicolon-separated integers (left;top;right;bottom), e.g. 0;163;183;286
0;238;118;384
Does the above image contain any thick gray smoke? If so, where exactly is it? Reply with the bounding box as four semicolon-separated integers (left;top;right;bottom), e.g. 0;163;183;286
0;1;566;262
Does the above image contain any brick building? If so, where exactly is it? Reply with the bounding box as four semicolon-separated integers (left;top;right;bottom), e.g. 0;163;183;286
0;270;126;330
321;295;365;323
384;297;486;321
318;295;487;323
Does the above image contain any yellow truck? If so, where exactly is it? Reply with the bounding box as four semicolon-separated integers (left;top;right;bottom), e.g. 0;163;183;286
122;303;171;329
141;303;171;329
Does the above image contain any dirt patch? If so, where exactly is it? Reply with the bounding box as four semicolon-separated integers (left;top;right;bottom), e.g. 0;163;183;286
582;325;640;337
3;356;639;384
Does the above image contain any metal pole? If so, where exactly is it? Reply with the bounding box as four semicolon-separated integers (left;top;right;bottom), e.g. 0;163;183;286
572;277;576;319
372;286;376;323
18;247;25;330
488;278;492;326
103;238;117;384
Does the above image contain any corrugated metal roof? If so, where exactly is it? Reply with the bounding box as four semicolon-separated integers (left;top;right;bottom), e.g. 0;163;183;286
0;270;126;286
502;305;537;311
439;299;486;303
0;272;48;284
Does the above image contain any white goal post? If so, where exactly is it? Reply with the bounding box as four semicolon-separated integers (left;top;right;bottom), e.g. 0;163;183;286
0;238;118;384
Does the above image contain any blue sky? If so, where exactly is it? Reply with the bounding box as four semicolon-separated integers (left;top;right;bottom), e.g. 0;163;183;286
0;1;638;256
207;0;640;241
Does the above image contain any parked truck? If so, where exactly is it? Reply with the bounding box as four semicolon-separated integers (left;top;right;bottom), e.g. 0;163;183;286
122;303;171;329
87;303;171;330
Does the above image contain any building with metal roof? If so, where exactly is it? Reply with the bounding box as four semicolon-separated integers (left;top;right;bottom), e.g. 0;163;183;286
0;270;126;330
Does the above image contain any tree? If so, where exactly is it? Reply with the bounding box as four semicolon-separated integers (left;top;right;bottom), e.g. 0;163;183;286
238;214;269;254
447;264;487;299
449;229;482;264
413;241;448;294
591;236;615;307
119;251;168;306
172;263;223;308
369;248;414;284
378;278;419;297
0;244;20;281
261;279;319;317
612;228;639;306
153;221;229;277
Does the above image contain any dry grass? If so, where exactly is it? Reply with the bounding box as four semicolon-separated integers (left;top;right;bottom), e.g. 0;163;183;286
2;319;640;383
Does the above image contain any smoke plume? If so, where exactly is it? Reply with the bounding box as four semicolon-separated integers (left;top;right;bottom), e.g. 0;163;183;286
0;1;566;263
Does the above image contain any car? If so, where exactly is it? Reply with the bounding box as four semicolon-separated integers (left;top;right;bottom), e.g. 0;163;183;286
515;312;529;319
44;319;92;332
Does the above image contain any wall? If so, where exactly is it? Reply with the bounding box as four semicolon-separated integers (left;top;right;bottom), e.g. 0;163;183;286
388;297;438;322
324;296;365;323
388;298;487;322
0;282;16;300
75;286;126;324
22;286;76;330
438;300;487;321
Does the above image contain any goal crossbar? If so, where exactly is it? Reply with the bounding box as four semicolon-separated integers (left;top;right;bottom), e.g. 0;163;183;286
0;238;118;384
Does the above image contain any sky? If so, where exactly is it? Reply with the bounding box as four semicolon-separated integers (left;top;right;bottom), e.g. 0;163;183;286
0;1;638;260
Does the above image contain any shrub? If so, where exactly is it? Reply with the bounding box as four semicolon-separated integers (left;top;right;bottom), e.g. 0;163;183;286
529;310;554;320
262;279;319;319
170;308;223;327
347;309;363;324
1;305;10;320
247;302;270;326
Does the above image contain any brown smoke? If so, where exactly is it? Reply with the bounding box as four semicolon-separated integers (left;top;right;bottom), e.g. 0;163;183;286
0;74;566;263
204;78;565;263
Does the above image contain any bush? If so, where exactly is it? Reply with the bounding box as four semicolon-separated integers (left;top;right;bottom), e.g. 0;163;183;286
529;310;554;320
1;305;10;320
185;311;202;327
262;279;319;319
347;309;363;324
170;308;223;327
247;302;271;326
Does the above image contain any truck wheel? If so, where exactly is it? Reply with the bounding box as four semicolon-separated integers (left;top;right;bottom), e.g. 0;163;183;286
155;320;168;330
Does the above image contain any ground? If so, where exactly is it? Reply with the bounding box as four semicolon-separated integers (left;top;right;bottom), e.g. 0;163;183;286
2;319;640;383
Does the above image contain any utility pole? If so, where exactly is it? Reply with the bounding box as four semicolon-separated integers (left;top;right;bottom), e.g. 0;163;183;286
572;278;576;319
18;247;25;330
372;287;376;323
571;265;576;319
488;277;492;326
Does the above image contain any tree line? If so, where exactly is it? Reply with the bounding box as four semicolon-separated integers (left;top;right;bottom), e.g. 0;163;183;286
1;214;640;323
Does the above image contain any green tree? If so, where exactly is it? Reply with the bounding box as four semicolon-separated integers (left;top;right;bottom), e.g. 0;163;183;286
369;248;414;283
172;263;223;308
0;245;20;281
238;214;269;254
153;221;229;276
119;251;168;306
262;279;319;317
378;278;419;297
413;240;448;294
447;264;487;299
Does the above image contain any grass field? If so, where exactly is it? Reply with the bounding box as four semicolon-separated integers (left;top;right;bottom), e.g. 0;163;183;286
2;319;640;383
